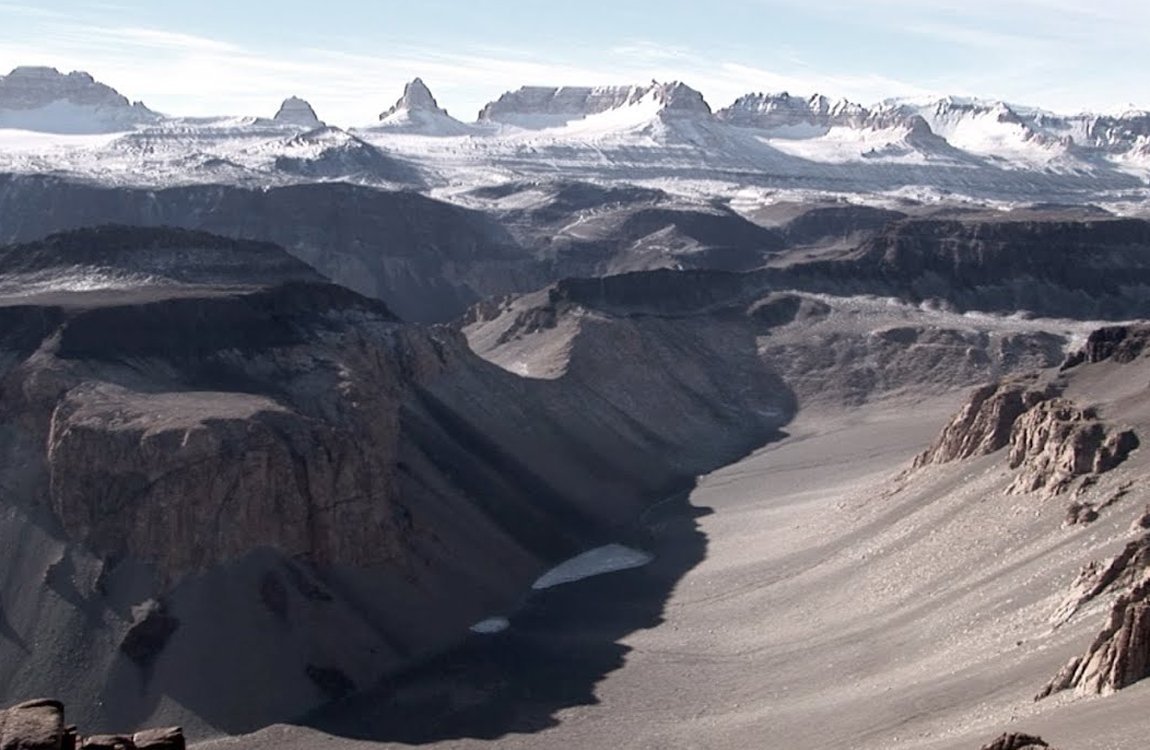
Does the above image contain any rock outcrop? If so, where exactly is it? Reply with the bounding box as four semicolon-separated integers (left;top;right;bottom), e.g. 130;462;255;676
913;379;1058;467
1006;400;1139;495
0;699;64;750
1041;572;1150;698
1041;533;1150;698
913;375;1138;498
1049;534;1150;628
1063;324;1150;368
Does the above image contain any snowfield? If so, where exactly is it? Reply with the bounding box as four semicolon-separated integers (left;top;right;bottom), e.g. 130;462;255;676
2;73;1150;209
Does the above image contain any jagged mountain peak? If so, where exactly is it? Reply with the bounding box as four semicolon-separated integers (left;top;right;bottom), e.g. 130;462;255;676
273;96;324;128
381;77;449;119
645;80;712;115
375;77;469;135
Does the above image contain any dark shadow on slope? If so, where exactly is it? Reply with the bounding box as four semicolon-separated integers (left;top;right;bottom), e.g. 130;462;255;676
0;598;29;653
296;482;722;744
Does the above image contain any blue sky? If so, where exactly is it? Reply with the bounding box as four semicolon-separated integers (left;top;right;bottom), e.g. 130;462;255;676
0;0;1146;125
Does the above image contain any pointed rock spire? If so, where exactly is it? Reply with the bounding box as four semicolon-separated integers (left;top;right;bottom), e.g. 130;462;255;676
380;78;449;120
273;96;323;127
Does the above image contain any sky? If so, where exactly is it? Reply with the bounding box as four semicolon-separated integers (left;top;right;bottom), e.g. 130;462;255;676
0;0;1146;126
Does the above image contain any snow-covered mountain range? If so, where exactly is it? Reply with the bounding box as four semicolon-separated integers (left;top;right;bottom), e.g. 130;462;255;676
0;66;159;133
1;66;1149;208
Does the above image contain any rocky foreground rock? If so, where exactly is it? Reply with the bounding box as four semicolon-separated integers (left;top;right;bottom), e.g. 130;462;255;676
977;733;1056;750
0;699;183;749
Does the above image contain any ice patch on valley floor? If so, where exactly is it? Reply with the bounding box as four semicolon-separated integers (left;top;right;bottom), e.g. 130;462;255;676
469;617;510;635
531;544;654;591
468;544;653;634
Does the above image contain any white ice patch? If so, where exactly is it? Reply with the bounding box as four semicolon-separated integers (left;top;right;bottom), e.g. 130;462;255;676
0;269;161;297
531;544;653;591
469;617;510;635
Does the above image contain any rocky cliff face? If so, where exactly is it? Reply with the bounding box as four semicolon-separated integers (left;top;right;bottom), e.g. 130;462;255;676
7;179;1150;325
1006;400;1139;495
1063;324;1150;367
1050;535;1150;630
0;227;794;734
466;262;1071;411
913;377;1138;496
913;379;1059;467
716;92;863;130
0;177;528;322
716;91;1150;161
777;214;1150;320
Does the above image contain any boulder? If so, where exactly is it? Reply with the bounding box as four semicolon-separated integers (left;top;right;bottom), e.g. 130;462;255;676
0;699;65;750
977;733;1051;750
0;699;182;750
129;728;183;750
77;737;133;750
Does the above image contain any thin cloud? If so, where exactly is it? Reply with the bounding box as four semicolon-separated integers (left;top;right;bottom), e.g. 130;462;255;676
0;3;68;17
898;21;1049;51
0;6;1146;124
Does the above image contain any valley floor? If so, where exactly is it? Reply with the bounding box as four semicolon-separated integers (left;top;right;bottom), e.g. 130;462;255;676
196;393;1150;749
